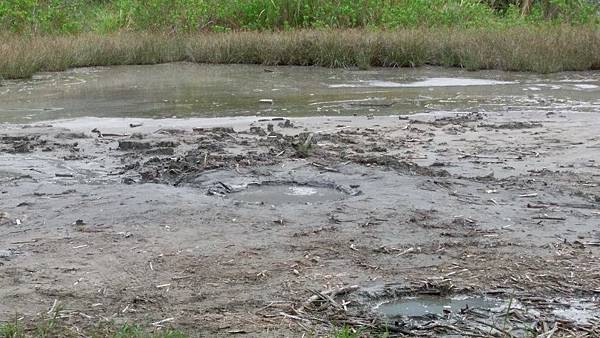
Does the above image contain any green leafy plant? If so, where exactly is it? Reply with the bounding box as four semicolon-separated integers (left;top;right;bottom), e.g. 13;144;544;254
0;0;597;34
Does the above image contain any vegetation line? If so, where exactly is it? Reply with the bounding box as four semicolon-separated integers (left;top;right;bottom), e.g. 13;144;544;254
1;0;598;34
1;27;600;79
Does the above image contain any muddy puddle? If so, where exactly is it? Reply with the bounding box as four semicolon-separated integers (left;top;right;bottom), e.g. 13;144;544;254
375;294;501;317
373;293;599;325
332;285;600;336
229;184;347;205
1;63;599;123
553;300;600;325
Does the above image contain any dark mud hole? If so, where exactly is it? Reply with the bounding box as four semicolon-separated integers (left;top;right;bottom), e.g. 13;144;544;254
210;181;358;205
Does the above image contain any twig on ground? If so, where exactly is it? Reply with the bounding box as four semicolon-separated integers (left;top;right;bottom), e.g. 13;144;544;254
151;317;175;326
533;214;566;221
299;285;359;311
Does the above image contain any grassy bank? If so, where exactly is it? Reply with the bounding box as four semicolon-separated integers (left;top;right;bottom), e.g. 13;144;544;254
1;1;598;78
1;26;600;80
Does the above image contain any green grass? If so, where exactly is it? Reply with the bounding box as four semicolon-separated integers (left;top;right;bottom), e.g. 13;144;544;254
0;306;188;338
103;324;187;338
0;0;598;34
333;326;364;338
0;320;188;338
0;321;23;338
331;326;391;338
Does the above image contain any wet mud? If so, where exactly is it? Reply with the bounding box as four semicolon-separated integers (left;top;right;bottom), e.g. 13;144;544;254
1;65;600;336
1;108;600;336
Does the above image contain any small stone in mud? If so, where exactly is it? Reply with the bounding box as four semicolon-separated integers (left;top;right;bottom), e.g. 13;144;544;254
193;127;235;134
118;140;179;151
267;132;284;139
55;132;88;139
278;120;294;128
370;145;387;152
250;126;267;136
0;249;13;259
424;111;485;127
145;147;175;156
156;141;179;148
207;182;233;196
479;121;543;129
118;140;152;150
0;213;10;226
156;128;185;135
122;177;136;185
452;217;477;227
140;170;159;181
119;231;133;238
13;142;32;153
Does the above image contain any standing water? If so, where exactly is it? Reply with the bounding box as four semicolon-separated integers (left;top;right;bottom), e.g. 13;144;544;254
1;63;599;123
376;295;501;317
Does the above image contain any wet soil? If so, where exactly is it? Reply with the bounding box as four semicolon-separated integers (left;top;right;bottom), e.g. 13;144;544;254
1;105;600;336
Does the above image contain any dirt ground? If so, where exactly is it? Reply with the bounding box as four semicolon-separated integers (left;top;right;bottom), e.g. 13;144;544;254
1;109;600;336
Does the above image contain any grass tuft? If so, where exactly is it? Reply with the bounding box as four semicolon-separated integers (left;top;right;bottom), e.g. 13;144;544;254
109;323;188;338
0;320;188;338
0;321;24;338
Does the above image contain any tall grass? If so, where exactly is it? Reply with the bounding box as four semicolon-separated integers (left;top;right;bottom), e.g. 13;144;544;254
1;26;599;79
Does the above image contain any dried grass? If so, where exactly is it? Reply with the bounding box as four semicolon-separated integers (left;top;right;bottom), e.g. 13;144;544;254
1;27;599;79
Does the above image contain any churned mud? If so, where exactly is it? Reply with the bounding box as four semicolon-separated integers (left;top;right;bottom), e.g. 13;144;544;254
1;64;600;336
1;108;600;336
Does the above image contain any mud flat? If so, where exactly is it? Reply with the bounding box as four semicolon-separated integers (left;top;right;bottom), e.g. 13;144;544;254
1;103;600;336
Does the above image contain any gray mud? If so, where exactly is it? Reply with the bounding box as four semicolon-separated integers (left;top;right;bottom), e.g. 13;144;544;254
1;64;600;336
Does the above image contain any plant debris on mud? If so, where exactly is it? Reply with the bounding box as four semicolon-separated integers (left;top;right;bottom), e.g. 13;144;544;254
1;108;600;336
